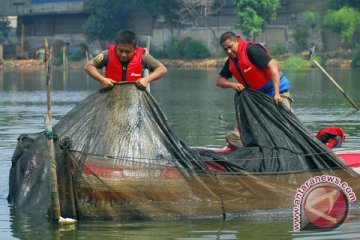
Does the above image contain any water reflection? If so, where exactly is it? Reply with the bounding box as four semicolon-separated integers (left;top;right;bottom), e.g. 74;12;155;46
10;207;58;240
1;67;360;239
0;69;3;89
7;204;360;239
9;208;294;240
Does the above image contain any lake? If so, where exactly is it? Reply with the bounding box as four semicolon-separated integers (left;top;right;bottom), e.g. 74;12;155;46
0;66;360;239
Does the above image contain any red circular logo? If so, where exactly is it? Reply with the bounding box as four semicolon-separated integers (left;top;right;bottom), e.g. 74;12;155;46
302;183;348;230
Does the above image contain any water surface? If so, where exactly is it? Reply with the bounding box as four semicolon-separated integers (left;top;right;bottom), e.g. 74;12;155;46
0;67;359;239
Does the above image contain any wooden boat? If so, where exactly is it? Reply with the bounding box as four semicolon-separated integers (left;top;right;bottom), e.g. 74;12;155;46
200;147;360;173
335;150;360;173
8;84;360;221
72;148;360;220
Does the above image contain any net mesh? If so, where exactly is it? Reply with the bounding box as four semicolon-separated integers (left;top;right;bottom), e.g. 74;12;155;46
8;83;360;220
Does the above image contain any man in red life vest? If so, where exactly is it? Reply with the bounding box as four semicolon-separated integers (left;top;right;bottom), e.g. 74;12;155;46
217;31;293;149
84;30;167;89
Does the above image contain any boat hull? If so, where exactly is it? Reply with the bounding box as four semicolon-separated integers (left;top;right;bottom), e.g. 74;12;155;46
336;150;360;173
74;154;360;220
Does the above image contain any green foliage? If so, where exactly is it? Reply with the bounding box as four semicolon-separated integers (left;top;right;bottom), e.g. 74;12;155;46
323;7;360;43
303;11;318;28
284;55;310;70
309;55;323;66
69;49;85;61
351;44;360;67
0;17;10;42
233;0;280;39
151;38;181;59
235;7;264;39
292;27;309;51
179;38;210;60
329;0;360;10
270;43;286;56
283;55;322;70
84;0;130;45
152;38;210;60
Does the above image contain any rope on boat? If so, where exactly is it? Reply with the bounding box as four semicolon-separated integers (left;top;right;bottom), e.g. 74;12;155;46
44;129;58;140
212;171;227;221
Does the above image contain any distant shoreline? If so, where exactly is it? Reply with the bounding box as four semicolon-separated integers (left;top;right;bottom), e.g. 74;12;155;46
0;55;354;71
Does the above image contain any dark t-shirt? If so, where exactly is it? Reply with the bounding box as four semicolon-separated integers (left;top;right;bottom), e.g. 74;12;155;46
219;44;272;78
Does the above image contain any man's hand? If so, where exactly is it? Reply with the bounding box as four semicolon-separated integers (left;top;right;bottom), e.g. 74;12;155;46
101;77;117;89
135;78;149;90
84;60;117;89
273;93;283;105
216;76;245;92
232;82;245;92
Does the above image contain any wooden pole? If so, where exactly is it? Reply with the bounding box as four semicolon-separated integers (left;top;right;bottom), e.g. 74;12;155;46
44;38;61;220
62;46;68;72
145;35;151;54
0;43;3;63
144;36;151;92
85;50;89;63
20;24;24;59
313;60;359;111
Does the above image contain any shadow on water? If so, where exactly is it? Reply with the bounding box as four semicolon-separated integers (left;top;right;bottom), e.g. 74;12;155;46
7;204;360;239
9;207;59;240
8;206;294;240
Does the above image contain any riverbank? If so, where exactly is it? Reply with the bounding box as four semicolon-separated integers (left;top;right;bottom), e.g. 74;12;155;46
0;50;355;71
160;57;352;69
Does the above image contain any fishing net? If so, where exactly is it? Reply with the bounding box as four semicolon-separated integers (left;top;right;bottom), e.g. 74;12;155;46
8;83;360;220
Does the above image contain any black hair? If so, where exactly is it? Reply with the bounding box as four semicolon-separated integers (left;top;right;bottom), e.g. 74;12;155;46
115;30;138;46
219;31;237;45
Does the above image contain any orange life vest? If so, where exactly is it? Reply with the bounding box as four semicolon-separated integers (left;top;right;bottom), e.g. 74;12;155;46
228;38;289;96
104;44;145;82
229;38;274;89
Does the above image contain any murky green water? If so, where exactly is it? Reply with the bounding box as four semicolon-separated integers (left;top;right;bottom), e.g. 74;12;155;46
0;66;360;239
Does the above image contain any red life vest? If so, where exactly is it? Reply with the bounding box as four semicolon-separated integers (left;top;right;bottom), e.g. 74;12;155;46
104;44;145;82
316;126;345;149
228;38;277;90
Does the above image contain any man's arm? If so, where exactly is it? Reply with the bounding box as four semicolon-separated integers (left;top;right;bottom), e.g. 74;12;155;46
267;59;282;104
84;51;116;89
216;76;245;91
247;45;282;104
136;54;167;89
216;59;244;91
